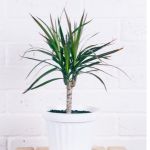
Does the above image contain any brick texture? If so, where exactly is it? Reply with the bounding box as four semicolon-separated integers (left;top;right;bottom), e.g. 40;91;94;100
0;137;7;150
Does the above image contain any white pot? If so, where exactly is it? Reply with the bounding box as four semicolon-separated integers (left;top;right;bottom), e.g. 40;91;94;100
44;106;98;150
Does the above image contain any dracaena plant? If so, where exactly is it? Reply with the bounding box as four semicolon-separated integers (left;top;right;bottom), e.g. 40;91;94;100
23;11;126;113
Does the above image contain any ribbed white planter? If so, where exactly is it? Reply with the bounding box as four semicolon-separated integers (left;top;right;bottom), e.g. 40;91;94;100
44;106;98;150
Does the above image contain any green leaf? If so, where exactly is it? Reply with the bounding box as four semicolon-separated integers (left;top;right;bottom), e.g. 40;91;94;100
21;56;51;64
81;48;123;65
88;66;115;78
80;72;107;91
26;60;51;79
96;48;123;58
50;14;55;31
21;56;60;69
23;68;58;93
77;61;100;73
78;40;115;58
64;46;69;73
58;19;65;46
24;49;53;57
30;78;62;90
64;10;72;37
30;14;51;39
37;17;56;40
99;63;130;79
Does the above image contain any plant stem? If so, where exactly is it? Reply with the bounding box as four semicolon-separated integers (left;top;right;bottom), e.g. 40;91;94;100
66;81;73;113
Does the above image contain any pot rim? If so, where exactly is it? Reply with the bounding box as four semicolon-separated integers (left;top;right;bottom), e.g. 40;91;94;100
43;106;99;123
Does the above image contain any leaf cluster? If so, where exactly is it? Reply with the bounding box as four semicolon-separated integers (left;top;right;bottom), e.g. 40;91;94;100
23;11;124;93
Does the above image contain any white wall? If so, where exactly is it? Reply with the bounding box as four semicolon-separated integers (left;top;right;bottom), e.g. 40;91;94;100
0;0;146;150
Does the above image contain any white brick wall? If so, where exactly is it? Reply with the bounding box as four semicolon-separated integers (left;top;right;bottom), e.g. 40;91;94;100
8;137;48;150
0;137;7;150
0;0;146;150
0;114;46;136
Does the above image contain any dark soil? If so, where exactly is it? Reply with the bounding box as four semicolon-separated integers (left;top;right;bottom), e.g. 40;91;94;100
48;109;91;114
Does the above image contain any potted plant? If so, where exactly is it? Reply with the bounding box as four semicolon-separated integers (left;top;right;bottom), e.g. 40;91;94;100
23;11;126;150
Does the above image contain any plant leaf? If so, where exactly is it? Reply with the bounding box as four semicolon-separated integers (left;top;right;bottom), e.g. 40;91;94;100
30;14;51;39
23;67;58;93
30;78;62;90
87;66;115;78
80;72;107;91
99;63;130;79
26;59;51;79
